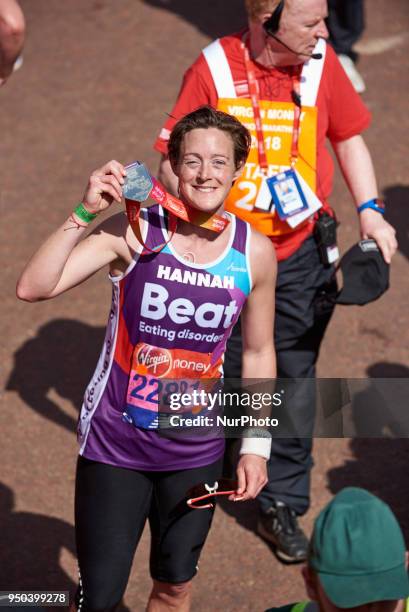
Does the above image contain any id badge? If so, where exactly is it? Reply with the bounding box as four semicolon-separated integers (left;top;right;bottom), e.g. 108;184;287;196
123;161;153;202
266;169;308;221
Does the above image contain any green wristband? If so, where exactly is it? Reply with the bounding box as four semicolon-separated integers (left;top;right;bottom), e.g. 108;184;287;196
73;202;98;224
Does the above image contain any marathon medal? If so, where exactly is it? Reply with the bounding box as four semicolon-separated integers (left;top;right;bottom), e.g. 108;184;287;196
123;162;153;202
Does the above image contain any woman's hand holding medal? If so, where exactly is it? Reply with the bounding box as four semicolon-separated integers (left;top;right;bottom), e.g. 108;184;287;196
82;160;127;215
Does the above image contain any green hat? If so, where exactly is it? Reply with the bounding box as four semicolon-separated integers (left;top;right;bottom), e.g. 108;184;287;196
309;487;409;608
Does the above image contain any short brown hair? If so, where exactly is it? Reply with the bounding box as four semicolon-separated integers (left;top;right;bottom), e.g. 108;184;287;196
245;0;280;20
168;106;251;170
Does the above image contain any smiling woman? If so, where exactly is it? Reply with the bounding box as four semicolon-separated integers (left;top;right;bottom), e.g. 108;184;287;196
16;106;277;612
176;127;241;214
166;107;252;262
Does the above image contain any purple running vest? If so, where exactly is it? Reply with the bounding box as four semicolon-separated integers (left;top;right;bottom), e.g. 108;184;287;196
78;206;252;471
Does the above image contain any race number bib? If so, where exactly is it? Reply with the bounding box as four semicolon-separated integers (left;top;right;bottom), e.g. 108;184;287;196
124;342;220;430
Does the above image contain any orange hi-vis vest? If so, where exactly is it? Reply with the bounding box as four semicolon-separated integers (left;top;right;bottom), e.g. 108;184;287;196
202;38;326;237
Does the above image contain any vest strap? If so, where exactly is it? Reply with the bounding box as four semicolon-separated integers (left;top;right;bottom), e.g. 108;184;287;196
202;36;326;107
202;39;237;98
300;38;326;106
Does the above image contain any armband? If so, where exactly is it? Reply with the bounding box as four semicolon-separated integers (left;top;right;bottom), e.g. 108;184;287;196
73;202;98;224
357;199;385;215
239;428;272;460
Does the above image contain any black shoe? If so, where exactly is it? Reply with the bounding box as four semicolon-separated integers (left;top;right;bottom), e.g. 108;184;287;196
257;501;308;562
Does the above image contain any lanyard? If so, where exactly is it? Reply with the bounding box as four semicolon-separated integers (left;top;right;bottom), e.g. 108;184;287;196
243;42;269;172
125;175;229;254
125;198;177;255
290;74;302;166
242;41;303;170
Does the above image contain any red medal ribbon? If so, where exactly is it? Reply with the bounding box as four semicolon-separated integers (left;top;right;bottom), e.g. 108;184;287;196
125;199;178;255
150;177;229;232
125;175;229;254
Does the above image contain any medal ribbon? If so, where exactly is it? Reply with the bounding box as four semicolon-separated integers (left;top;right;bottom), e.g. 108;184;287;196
125;173;229;254
125;198;178;255
149;176;229;232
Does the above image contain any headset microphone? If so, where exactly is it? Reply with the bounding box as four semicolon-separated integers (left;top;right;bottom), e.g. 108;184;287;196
270;34;323;60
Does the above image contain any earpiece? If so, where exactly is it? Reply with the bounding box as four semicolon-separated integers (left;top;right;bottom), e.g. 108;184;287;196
263;0;285;36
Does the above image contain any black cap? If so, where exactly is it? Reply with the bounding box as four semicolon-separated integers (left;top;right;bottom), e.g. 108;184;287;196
336;239;389;305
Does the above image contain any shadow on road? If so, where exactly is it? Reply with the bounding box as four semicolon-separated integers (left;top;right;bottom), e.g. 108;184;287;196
0;481;76;594
345;363;409;438
327;437;409;539
218;363;409;545
0;481;132;612
327;360;409;539
142;0;247;39
383;184;409;263
6;319;105;434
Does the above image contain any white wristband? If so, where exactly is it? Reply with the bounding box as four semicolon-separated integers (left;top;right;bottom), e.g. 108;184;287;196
239;428;272;460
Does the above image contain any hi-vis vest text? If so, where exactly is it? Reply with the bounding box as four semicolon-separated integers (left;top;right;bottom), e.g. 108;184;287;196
202;38;326;237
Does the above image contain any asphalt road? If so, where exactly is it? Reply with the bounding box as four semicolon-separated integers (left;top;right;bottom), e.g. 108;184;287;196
1;1;408;610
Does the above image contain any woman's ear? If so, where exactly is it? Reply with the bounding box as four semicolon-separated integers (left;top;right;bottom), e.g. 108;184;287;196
302;565;319;601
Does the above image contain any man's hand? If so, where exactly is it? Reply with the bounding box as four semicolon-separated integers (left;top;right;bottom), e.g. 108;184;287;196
230;454;268;502
82;160;126;214
359;209;398;264
333;135;398;265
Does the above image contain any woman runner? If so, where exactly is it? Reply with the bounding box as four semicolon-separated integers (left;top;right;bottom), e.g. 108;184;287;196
17;106;277;612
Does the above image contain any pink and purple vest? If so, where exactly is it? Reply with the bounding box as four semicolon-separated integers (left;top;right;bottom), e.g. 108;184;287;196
78;206;252;471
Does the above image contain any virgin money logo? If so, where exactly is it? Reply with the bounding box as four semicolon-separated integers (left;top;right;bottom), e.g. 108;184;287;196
151;183;166;204
136;344;172;377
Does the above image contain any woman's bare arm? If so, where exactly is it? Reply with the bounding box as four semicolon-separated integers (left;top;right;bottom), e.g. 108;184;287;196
17;160;130;301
